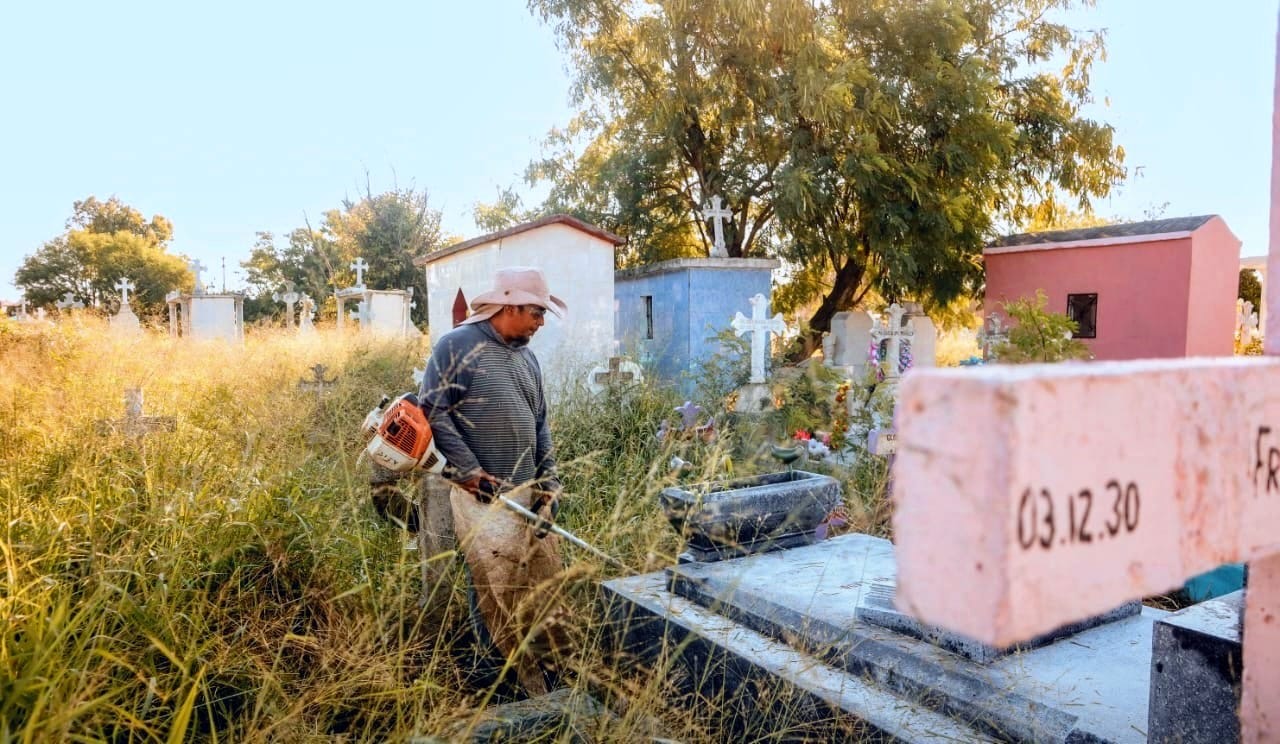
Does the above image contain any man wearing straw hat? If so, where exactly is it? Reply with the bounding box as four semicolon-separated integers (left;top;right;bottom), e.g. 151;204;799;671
418;266;571;693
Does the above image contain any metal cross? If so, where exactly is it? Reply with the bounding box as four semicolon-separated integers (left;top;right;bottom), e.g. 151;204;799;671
350;257;368;287
731;293;788;384
298;364;337;397
701;195;732;258
675;400;703;430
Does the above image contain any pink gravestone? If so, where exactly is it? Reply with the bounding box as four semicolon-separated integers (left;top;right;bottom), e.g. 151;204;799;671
895;12;1280;741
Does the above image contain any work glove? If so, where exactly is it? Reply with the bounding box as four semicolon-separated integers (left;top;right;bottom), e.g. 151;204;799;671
460;472;502;504
530;489;560;539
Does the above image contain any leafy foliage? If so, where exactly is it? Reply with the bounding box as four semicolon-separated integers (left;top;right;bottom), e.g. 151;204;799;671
14;196;189;315
992;289;1092;363
240;186;444;325
528;0;1126;356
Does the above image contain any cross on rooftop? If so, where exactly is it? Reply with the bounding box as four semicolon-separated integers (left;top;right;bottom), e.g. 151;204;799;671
189;259;207;293
350;257;368;287
701;195;732;258
95;388;176;438
731;293;787;384
298;364;337;397
115;277;135;305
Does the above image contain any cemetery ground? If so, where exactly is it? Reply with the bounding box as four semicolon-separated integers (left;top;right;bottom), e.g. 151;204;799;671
0;317;893;741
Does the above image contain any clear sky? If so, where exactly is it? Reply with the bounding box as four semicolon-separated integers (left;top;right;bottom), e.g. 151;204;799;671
1;1;1275;301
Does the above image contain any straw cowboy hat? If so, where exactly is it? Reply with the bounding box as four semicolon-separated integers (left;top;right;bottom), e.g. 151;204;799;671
461;266;568;325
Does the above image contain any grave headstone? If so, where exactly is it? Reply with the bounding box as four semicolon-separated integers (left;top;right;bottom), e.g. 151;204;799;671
95;388;176;438
869;303;912;381
298;294;316;334
109;277;142;333
731;293;787;412
903;303;937;368
55;291;84;313
822;310;874;371
977;314;1009;360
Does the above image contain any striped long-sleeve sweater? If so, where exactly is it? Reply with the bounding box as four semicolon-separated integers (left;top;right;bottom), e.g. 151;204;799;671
418;320;559;490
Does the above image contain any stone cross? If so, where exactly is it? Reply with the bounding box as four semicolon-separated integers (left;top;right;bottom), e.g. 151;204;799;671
115;277;135;307
298;364;336;397
298;294;316;334
189;259;207;294
56;291;84;311
870;303;913;381
701;195;732;258
96;388;176;438
586;357;642;394
731;293;787;384
350;257;368;288
1239;298;1261;345
273;282;300;328
977;314;1010;361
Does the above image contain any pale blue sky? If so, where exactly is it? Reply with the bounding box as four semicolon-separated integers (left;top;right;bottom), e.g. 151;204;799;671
1;1;1275;300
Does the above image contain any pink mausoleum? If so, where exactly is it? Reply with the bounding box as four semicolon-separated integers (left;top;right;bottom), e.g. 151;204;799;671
983;215;1241;360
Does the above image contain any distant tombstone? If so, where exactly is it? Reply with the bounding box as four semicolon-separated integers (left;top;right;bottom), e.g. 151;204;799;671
823;311;875;370
586;357;642;394
1238;298;1261;346
902;303;937;368
96;388;176;438
977;315;1010;360
702;195;732;259
33;307;47;323
870;303;913;381
56;291;84;313
298;295;316;334
350;257;368;288
675;400;703;430
109;277;142;333
273;282;300;328
298;364;336;398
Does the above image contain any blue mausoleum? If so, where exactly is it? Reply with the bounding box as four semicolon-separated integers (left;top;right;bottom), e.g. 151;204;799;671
614;257;779;389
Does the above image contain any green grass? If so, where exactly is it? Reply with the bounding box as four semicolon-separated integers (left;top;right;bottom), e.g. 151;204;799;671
0;316;891;742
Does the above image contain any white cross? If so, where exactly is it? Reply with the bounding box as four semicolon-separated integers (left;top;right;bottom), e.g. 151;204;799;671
273;281;300;327
189;259;207;293
731;293;787;384
115;277;135;305
870;303;914;380
350;257;368;287
96;388;176;438
1238;299;1261;344
56;291;84;310
702;195;732;258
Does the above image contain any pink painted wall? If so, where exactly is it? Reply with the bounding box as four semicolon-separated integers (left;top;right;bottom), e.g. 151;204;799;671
984;237;1194;360
1186;217;1243;356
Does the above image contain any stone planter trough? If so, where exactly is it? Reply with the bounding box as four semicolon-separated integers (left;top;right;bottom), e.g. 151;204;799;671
659;470;841;563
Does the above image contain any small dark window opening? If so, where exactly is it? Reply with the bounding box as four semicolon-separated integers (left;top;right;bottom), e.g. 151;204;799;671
1066;293;1098;339
643;295;654;339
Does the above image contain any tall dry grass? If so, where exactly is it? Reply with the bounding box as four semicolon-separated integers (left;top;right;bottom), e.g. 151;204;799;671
0;316;888;741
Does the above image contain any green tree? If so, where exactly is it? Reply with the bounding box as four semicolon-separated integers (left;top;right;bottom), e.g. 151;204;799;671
1240;269;1262;314
992;290;1092;364
473;186;539;234
241;186;443;325
14;197;188;314
529;0;1125;356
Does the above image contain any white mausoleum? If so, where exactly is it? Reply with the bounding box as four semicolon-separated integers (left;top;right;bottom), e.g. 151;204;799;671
414;215;623;390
